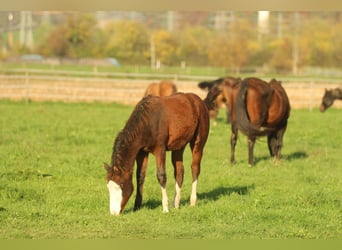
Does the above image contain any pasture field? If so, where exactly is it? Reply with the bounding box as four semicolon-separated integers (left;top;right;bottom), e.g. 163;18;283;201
0;100;341;239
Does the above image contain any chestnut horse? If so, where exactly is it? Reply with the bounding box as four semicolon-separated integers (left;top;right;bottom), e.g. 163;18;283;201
144;80;177;97
204;77;290;165
320;88;342;112
104;92;218;215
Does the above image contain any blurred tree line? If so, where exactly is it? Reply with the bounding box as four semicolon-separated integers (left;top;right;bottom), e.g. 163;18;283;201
2;11;342;73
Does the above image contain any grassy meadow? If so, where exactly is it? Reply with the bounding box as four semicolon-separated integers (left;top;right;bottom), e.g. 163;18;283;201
0;100;341;239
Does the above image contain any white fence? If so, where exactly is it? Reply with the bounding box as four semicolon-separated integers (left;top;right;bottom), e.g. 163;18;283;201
0;70;341;109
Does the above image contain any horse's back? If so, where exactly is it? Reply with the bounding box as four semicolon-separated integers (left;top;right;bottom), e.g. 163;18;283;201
157;93;209;150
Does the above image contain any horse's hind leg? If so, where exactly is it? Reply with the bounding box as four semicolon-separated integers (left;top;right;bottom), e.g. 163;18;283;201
171;148;185;209
230;122;238;164
155;148;169;213
134;151;149;211
248;136;256;166
226;105;231;124
268;126;286;159
267;132;277;157
189;139;206;207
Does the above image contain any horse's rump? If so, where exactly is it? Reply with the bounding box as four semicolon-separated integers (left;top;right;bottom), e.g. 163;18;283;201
235;78;279;137
144;80;177;97
267;79;291;126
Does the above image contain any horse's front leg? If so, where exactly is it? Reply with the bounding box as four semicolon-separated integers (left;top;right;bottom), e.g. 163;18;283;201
171;148;185;209
230;122;238;164
248;136;256;166
155;149;169;213
134;151;148;211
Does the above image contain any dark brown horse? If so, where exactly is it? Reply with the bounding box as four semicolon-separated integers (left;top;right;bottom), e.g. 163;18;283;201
104;92;216;215
205;77;290;165
144;80;177;97
320;88;342;112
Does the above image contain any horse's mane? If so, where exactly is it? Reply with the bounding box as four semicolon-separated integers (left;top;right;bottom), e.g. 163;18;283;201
111;96;155;168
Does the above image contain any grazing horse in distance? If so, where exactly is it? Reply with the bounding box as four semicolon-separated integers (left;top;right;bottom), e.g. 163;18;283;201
205;77;290;166
320;88;342;112
104;92;218;215
144;80;177;97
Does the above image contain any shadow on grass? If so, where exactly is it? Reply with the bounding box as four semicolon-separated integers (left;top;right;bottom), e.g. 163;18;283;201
130;184;255;212
253;151;308;165
283;151;308;161
197;184;255;202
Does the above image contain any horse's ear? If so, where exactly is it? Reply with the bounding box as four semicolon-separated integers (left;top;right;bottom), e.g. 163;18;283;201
104;162;111;172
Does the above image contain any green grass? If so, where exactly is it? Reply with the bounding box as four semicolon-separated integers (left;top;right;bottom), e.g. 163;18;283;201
0;100;341;239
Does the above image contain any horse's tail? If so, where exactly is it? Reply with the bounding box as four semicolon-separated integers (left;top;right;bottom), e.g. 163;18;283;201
235;79;273;137
203;87;220;111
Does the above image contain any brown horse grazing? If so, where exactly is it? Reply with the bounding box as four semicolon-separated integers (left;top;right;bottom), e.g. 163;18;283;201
320;88;342;112
205;77;290;166
144;80;177;97
104;92;217;215
198;77;239;124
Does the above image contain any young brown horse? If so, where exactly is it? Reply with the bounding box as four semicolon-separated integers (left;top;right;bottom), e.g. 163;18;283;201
320;88;342;112
104;92;216;215
205;77;290;165
144;80;177;97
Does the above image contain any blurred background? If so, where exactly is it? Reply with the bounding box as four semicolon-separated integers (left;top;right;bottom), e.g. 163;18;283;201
0;11;341;75
0;11;341;108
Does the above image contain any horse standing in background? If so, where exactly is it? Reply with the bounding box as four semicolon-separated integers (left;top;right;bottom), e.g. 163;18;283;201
104;91;219;215
320;88;342;112
204;77;290;166
144;80;177;97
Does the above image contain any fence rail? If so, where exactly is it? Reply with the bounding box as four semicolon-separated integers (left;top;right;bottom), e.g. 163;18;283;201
0;72;341;109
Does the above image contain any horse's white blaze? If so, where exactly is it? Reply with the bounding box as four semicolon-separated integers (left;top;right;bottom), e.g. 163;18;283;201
107;180;122;216
190;180;197;206
173;183;181;208
161;187;169;213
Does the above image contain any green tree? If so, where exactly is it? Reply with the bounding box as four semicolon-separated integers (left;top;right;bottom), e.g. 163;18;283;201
152;29;179;66
268;37;293;73
104;20;149;64
208;19;255;73
178;25;212;66
38;13;104;58
65;13;101;58
300;17;334;68
38;25;70;57
331;22;342;68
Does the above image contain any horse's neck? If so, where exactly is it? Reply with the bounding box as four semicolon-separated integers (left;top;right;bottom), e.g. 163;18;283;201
112;139;142;170
333;88;342;100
